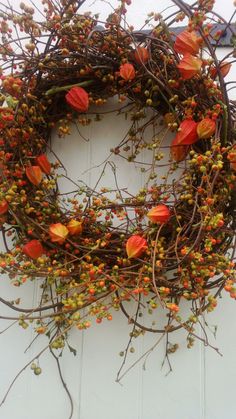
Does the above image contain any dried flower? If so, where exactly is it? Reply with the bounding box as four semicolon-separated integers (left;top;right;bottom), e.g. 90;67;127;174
126;235;147;258
26;166;43;186
210;61;231;78
172;120;198;146
174;30;201;55
177;54;202;79
0;199;8;215
67;219;83;235
134;47;149;64
197;118;216;139
36;154;51;175
170;141;189;162
65;86;89;112
120;63;136;81
23;240;44;259
49;223;69;244
147;204;170;223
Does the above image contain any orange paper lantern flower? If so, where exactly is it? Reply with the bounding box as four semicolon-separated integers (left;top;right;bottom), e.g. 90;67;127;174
170;141;189;162
67;219;83;236
134;47;149;64
49;223;69;244
126;235;147;259
210;61;232;79
23;240;44;259
119;63;136;81
172;120;198;146
0;199;8;215
36;154;51;175
227;146;236;171
26;166;43;186
177;54;202;80
65;86;89;112
197;118;216;139
174;30;201;55
147;204;170;224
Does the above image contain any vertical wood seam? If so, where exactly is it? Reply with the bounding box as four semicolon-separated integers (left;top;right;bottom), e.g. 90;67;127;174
200;326;206;419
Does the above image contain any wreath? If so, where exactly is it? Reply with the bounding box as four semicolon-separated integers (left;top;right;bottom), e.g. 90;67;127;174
0;0;235;409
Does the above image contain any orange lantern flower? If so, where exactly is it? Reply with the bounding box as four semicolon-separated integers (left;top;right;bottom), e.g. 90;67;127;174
22;239;44;259
170;141;189;162
174;30;201;55
177;54;202;80
119;63;136;81
227;146;236;171
65;86;89;112
172;120;198;146
49;223;69;244
67;219;83;236
197;118;216;139
134;47;149;64
36;154;51;175
126;235;147;259
0;199;8;215
210;61;231;79
147;204;170;224
25;166;43;186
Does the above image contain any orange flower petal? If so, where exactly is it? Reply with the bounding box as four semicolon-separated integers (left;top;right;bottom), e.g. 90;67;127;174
36;154;51;175
227;146;236;171
65;86;89;113
134;47;149;64
120;63;136;81
147;204;170;224
197;118;216;139
0;199;8;215
26;166;43;186
210;61;231;79
177;54;202;80
174;30;201;55
49;223;69;244
23;240;44;259
170;141;189;162
172;120;198;146
126;235;147;259
67;219;83;236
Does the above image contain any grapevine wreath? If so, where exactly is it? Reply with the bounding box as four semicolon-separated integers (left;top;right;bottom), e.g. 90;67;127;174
0;0;236;405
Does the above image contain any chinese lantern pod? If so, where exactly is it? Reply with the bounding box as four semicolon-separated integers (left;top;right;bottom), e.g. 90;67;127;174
173;119;198;146
177;54;202;80
65;86;89;113
126;235;148;259
67;219;83;235
23;240;44;259
174;30;201;55
0;199;8;215
49;223;69;244
197;118;216;139
210;61;231;78
119;63;136;81
26;166;43;186
171;142;189;162
147;204;171;224
134;47;149;64
227;147;236;171
36;154;51;175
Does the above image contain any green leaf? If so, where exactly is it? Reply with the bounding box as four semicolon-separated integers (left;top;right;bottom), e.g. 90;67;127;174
68;343;77;356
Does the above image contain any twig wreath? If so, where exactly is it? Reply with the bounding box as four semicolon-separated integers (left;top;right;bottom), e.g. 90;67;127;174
0;0;236;412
